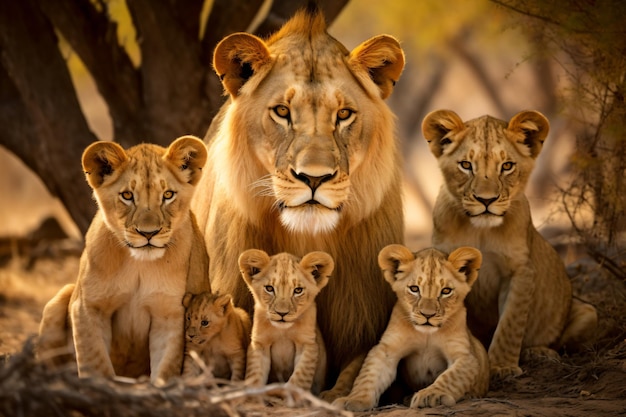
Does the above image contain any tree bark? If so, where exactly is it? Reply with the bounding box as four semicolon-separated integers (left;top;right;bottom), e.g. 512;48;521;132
0;0;97;233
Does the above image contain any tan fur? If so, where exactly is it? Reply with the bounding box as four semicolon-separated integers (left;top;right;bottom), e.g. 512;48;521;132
422;109;597;380
191;8;405;389
37;136;210;384
239;250;333;394
182;292;251;380
334;245;489;410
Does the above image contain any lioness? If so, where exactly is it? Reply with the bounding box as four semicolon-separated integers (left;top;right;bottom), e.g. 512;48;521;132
422;109;597;380
38;136;210;384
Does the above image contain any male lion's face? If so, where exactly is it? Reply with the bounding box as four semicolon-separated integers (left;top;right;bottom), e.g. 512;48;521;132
212;11;404;235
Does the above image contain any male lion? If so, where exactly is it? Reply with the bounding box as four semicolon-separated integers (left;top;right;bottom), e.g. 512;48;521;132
38;136;210;384
421;109;597;380
192;7;405;393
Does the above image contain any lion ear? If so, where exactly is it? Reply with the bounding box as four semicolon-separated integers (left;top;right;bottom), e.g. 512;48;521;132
378;244;415;285
300;251;334;290
507;110;550;159
215;293;232;315
213;33;272;97
349;35;405;100
81;141;128;189
165;135;207;185
421;109;466;158
238;249;270;286
447;246;482;286
182;292;194;309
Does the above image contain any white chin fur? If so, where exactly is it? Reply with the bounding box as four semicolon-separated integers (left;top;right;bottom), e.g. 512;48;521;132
129;247;166;261
469;215;504;228
280;206;339;235
414;325;439;334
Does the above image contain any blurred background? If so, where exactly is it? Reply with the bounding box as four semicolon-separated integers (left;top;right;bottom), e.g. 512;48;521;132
1;0;624;272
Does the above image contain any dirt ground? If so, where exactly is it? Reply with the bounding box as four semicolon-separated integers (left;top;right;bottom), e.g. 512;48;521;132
0;248;625;416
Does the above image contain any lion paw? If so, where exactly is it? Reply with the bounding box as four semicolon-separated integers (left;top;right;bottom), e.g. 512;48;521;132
521;346;560;362
490;364;523;381
332;396;375;412
410;387;456;408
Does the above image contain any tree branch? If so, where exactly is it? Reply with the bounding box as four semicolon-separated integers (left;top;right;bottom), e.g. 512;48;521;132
38;0;143;146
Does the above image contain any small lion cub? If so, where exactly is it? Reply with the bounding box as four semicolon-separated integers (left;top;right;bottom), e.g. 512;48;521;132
334;244;489;410
182;291;251;380
238;249;333;394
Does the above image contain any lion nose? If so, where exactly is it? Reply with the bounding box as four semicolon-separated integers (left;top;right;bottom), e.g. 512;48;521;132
276;311;288;319
474;195;498;208
136;228;161;240
291;169;336;192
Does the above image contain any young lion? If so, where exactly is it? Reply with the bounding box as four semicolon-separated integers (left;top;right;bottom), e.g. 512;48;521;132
422;109;597;380
182;291;251;380
37;136;210;384
238;249;333;395
334;245;489;411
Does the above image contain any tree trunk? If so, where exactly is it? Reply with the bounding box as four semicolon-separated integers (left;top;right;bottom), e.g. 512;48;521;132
0;0;348;235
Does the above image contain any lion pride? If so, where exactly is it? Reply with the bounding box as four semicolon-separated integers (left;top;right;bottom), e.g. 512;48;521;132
192;7;405;392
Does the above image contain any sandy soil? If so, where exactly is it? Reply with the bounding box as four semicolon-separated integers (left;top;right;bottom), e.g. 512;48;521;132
0;250;624;416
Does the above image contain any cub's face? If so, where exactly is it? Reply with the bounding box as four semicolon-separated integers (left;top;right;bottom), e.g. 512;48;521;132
239;250;334;329
81;136;207;261
182;292;231;346
422;110;550;228
212;11;404;235
378;245;482;333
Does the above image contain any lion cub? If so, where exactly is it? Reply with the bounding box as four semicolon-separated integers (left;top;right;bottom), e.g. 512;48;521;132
238;249;333;394
182;291;251;380
37;136;210;384
334;244;489;410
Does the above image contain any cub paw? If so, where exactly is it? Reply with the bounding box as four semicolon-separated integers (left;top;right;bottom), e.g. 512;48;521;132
521;346;560;362
332;396;375;412
490;364;523;381
410;387;456;408
320;388;347;403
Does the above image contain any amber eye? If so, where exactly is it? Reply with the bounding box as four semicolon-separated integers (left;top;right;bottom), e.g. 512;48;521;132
273;105;290;119
459;161;472;171
201;320;210;327
337;108;353;121
163;190;175;200
501;161;515;172
441;287;453;296
120;191;133;201
294;287;303;295
408;285;420;294
264;285;274;294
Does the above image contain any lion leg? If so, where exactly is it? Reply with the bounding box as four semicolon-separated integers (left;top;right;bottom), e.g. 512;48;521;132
319;353;365;402
37;283;75;366
149;304;185;385
559;298;598;349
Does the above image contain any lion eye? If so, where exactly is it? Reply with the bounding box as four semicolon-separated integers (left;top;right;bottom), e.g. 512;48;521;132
273;105;290;119
201;320;210;327
337;108;353;121
264;285;274;294
459;161;472;171
501;161;515;172
441;287;453;296
408;285;420;294
120;191;134;201
293;287;303;295
163;190;176;201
